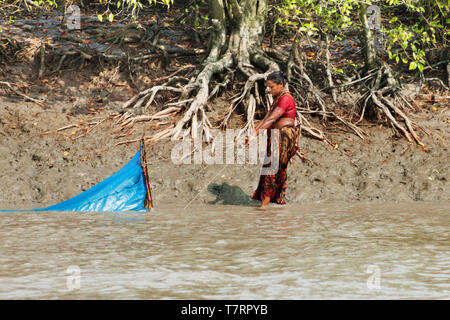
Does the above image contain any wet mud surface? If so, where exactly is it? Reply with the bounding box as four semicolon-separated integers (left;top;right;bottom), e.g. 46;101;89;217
0;96;448;210
0;11;448;210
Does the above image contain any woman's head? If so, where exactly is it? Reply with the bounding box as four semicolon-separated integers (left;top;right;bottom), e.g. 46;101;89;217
266;71;287;97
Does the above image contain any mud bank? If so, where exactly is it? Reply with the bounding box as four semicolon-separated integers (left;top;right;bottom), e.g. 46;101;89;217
0;96;448;210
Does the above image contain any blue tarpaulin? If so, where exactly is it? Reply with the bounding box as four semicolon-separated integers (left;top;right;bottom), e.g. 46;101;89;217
1;146;151;212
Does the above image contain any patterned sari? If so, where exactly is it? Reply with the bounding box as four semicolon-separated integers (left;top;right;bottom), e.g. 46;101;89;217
252;125;300;204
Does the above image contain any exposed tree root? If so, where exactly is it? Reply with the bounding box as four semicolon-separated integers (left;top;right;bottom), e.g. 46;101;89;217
1;0;442;155
118;107;181;128
122;85;183;112
16;18;206;80
299;108;368;140
356;63;424;146
114;0;283;146
0;36;24;63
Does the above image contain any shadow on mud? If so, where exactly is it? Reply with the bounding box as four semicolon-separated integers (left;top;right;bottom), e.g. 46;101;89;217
207;182;259;206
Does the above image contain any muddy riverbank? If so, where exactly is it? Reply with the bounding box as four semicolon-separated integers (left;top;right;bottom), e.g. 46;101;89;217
0;9;448;210
0;93;448;210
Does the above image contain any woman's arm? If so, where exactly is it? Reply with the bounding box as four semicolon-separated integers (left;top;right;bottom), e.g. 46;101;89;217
252;107;284;136
245;95;289;145
245;107;284;146
254;95;292;134
254;110;271;132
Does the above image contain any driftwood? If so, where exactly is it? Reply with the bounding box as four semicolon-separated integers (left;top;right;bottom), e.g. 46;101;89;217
0;81;47;107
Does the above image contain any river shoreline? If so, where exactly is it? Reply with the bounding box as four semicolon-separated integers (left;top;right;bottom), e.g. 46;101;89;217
1;11;448;209
0;94;448;210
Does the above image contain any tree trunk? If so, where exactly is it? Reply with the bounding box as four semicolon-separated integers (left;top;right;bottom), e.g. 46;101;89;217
359;3;379;72
123;0;279;143
171;0;277;140
355;4;422;145
219;0;272;73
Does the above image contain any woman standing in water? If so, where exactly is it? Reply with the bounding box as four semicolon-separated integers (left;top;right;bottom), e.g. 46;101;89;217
245;71;300;207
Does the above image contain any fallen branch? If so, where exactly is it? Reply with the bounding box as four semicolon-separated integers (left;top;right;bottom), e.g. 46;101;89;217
295;150;315;166
423;77;449;91
114;129;135;139
114;126;174;146
38;42;45;78
0;81;47;107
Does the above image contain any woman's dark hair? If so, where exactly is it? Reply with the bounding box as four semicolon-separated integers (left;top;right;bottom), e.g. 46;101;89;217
267;71;288;86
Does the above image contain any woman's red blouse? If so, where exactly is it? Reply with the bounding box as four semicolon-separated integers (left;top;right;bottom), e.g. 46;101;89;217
275;94;296;119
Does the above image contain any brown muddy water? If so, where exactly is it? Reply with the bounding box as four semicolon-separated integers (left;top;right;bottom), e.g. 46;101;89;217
0;201;448;299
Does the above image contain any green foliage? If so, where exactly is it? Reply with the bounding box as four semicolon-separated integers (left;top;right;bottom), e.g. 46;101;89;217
1;0;446;76
33;0;58;8
386;22;427;72
274;0;359;36
95;0;173;22
384;0;447;72
273;0;448;74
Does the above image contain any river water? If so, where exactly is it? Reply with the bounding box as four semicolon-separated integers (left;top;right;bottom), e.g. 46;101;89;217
0;201;448;299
